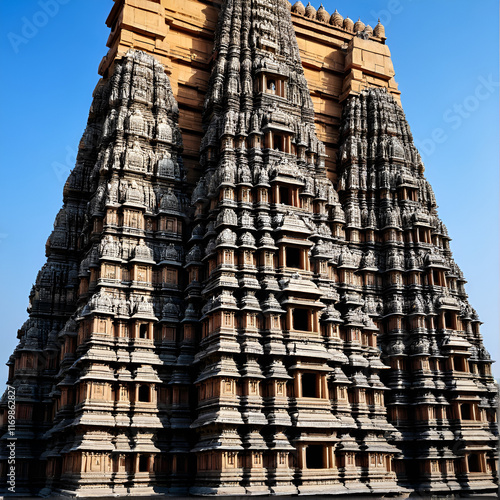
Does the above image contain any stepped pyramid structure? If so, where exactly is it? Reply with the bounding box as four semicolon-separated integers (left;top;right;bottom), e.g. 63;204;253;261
0;0;497;497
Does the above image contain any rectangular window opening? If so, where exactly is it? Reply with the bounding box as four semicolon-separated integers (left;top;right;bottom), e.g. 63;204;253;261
306;445;325;469
286;247;301;268
293;308;308;331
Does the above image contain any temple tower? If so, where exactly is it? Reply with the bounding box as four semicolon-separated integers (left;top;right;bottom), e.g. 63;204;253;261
0;0;497;497
185;0;401;495
1;50;191;496
337;88;498;493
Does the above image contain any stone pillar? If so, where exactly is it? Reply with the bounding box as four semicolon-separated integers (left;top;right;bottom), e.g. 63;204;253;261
322;375;328;399
296;372;302;398
287;308;292;330
312;310;318;332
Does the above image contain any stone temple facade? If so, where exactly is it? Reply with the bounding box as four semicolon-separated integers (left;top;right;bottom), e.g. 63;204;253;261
0;0;497;497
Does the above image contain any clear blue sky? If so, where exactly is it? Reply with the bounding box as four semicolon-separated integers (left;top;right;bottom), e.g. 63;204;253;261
0;1;498;380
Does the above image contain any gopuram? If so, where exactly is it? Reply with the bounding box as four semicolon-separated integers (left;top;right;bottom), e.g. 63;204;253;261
0;0;497;497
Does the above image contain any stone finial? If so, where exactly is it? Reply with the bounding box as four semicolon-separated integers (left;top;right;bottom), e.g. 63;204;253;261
353;17;366;32
374;19;386;38
330;9;343;27
316;4;329;23
291;0;305;15
343;16;354;31
304;2;316;19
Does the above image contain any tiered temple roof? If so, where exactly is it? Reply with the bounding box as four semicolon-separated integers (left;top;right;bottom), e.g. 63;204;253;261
0;0;497;497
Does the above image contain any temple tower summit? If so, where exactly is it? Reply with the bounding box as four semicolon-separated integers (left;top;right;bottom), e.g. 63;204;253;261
99;0;400;185
0;0;497;497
